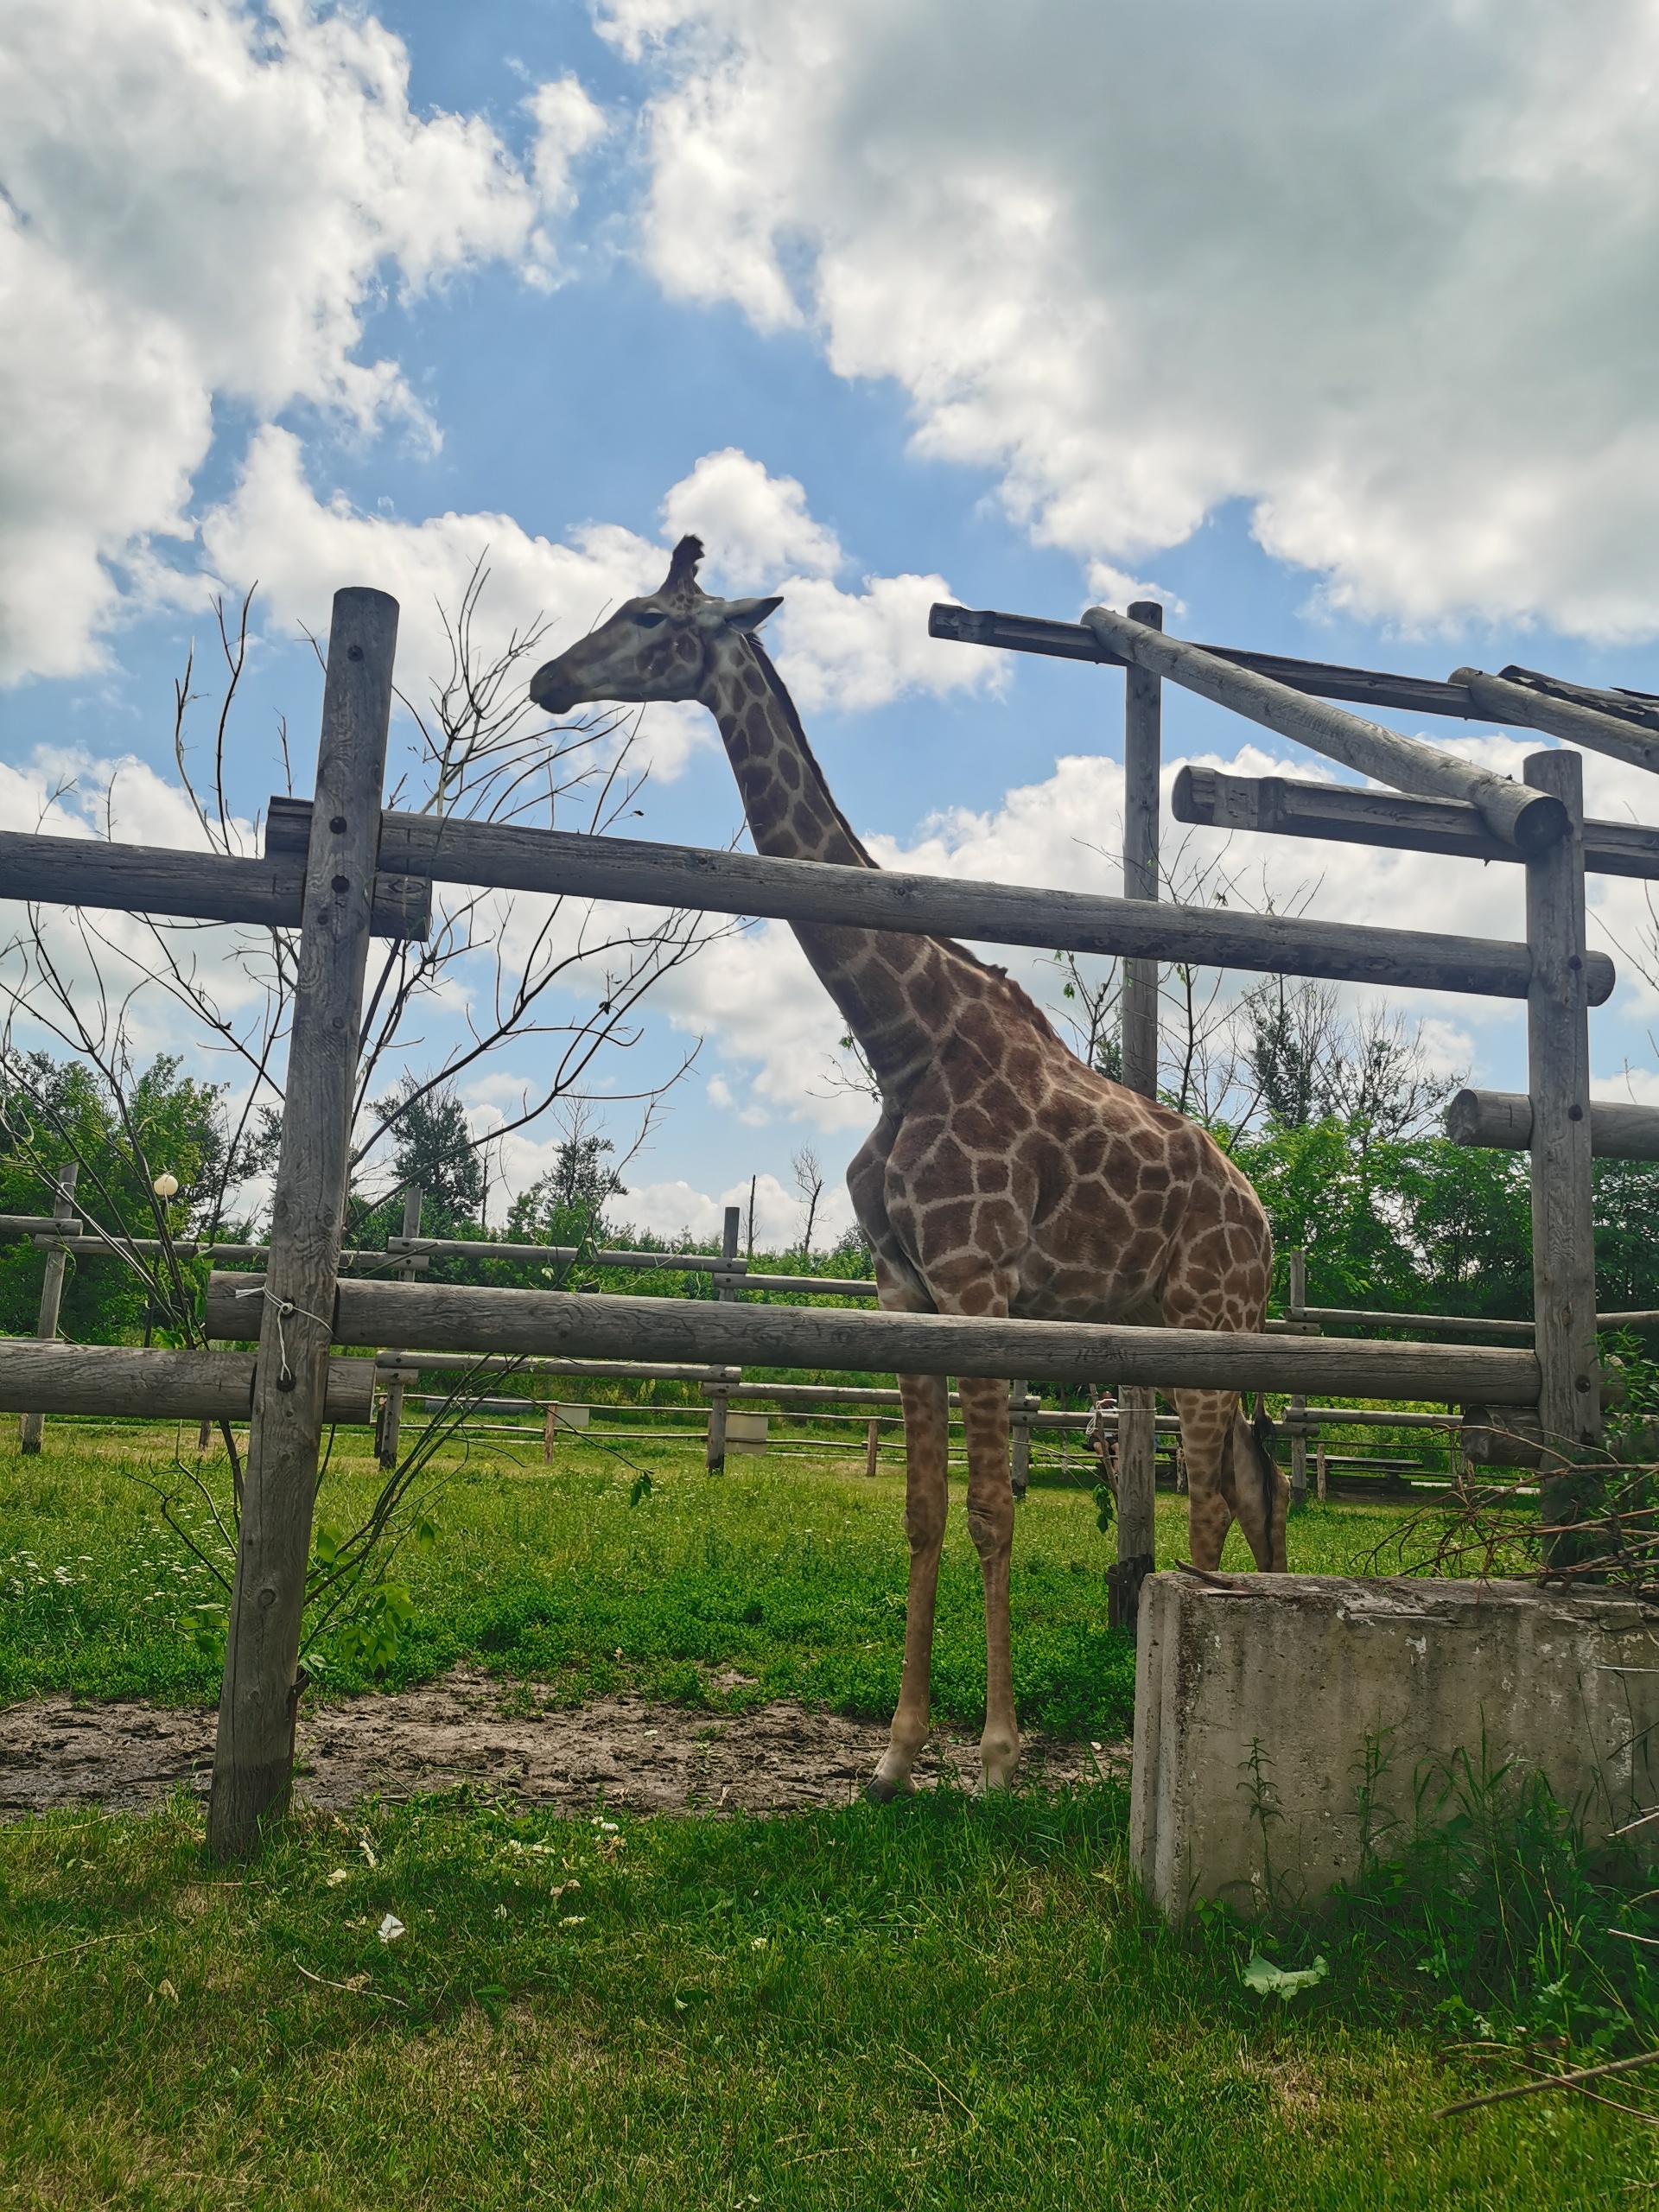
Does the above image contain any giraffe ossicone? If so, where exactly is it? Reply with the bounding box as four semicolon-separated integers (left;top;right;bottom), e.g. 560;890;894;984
531;536;1284;1800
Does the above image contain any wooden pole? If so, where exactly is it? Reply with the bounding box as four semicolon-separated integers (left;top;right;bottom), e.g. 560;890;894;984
376;1186;423;1468
18;1162;79;1453
865;1416;880;1478
704;1205;741;1471
1115;601;1162;1628
1009;1382;1033;1499
1522;748;1603;1566
1287;1249;1308;1510
207;587;398;1861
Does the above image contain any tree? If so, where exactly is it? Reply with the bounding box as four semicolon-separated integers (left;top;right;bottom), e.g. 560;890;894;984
363;1075;486;1238
792;1144;825;1262
506;1107;629;1249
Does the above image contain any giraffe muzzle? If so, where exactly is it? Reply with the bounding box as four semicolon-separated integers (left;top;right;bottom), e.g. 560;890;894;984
529;659;582;715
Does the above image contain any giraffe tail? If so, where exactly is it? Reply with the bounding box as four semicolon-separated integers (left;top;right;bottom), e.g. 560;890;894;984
1242;1391;1279;1529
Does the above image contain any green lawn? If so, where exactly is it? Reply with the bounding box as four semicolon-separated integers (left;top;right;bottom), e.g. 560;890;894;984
5;1418;1642;2209
1;1419;1423;1732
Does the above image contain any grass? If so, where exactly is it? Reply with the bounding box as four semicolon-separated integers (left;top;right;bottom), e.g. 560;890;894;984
0;1421;1420;1730
1;1780;1649;2209
6;1416;1642;2206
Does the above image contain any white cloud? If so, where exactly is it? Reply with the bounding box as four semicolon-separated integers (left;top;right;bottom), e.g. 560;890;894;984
194;428;995;734
663;448;842;586
0;0;581;682
601;0;1659;639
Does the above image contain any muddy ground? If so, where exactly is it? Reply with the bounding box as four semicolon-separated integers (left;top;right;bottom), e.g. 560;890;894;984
0;1667;1123;1819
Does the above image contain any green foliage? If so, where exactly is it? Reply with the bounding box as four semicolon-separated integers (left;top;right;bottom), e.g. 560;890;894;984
354;1074;486;1243
0;1049;247;1343
1339;1736;1659;2058
507;1126;626;1249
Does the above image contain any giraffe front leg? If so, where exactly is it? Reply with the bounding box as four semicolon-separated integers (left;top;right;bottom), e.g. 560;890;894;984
868;1371;950;1802
957;1374;1020;1793
1173;1389;1236;1572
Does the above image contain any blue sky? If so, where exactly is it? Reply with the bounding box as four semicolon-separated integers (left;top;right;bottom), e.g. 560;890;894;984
4;1;1659;1243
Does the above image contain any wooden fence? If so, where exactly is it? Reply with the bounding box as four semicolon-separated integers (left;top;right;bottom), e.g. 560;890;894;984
1;577;1648;1852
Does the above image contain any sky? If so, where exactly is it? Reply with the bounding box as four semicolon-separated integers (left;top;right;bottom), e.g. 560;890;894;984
4;0;1659;1248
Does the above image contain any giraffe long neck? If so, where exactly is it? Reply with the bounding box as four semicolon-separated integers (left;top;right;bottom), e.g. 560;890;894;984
700;634;975;1101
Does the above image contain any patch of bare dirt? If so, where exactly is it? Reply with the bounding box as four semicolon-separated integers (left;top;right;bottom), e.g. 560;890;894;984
0;1667;1125;1819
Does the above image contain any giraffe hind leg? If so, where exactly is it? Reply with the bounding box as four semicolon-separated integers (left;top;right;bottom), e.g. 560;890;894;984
1173;1389;1237;1573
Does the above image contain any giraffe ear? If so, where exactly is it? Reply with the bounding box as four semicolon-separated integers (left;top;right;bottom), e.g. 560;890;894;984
721;594;783;632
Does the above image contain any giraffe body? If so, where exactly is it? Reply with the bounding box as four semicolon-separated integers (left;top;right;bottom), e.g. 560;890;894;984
531;538;1284;1796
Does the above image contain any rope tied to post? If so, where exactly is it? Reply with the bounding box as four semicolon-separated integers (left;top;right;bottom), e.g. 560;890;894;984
232;1282;333;1390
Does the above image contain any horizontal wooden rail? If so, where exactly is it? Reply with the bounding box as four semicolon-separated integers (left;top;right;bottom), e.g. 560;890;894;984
361;808;1599;1002
1446;1088;1659;1161
1173;766;1659;880
0;1214;81;1236
1084;607;1562;851
928;604;1484;719
384;1234;878;1296
1497;664;1659;735
207;1274;1541;1402
0;829;429;938
1294;1306;1536;1339
1;804;1618;1002
0;1342;373;1421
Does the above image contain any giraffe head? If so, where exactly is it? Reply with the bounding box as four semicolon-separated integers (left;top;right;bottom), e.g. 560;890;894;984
530;535;782;714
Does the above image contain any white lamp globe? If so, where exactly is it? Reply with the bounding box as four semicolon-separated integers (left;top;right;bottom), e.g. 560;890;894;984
152;1173;180;1200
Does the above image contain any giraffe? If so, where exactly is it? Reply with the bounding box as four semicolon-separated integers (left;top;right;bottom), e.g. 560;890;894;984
531;537;1284;1798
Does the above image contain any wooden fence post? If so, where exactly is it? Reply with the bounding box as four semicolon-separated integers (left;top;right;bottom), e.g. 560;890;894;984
1522;747;1603;1566
207;588;399;1861
704;1205;741;1471
1287;1249;1308;1509
1114;600;1162;1628
864;1416;880;1477
1009;1382;1032;1498
18;1162;79;1454
376;1186;422;1468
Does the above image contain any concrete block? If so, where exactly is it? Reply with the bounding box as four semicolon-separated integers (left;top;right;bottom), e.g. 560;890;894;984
726;1410;768;1455
1130;1571;1659;1919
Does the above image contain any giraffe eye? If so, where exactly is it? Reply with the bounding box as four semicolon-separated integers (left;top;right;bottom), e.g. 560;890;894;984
635;608;667;628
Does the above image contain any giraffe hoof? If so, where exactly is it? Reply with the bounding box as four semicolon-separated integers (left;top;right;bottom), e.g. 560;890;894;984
863;1770;916;1805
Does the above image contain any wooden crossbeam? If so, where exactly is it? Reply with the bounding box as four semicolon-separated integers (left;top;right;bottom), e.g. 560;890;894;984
206;1273;1541;1404
1173;765;1659;879
1447;1087;1659;1161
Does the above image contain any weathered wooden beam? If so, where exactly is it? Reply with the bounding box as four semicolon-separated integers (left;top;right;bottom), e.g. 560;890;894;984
1173;765;1659;880
383;1233;874;1293
207;1274;1542;1404
366;809;1605;1003
1498;665;1659;738
927;603;1484;719
1117;600;1161;1619
1522;749;1602;1558
209;587;400;1864
18;1164;78;1453
0;828;429;938
1446;1088;1659;1161
1454;668;1659;779
0;1213;81;1236
1084;607;1564;852
0;1341;372;1421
